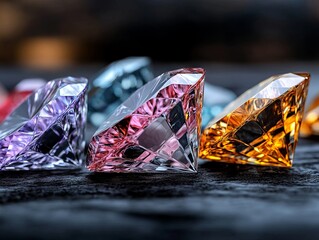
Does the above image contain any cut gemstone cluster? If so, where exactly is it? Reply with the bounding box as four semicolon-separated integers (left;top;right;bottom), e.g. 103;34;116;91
0;66;311;172
200;73;310;168
87;68;205;173
0;77;88;170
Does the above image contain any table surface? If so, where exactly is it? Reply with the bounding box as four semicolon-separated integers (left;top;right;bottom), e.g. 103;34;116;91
1;63;319;240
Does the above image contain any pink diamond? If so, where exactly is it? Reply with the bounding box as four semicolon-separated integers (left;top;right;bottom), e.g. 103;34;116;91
87;68;205;173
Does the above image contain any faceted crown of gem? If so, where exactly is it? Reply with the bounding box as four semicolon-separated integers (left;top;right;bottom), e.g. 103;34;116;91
88;57;153;126
200;73;310;168
0;77;88;171
87;68;205;173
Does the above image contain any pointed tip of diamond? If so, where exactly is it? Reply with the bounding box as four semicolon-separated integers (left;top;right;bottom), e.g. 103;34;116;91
294;72;311;80
200;72;310;168
87;68;205;173
0;77;88;171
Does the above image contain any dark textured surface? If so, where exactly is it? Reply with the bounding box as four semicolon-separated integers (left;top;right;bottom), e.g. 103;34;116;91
1;64;319;240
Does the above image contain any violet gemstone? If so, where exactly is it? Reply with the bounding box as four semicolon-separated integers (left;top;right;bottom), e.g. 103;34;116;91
0;77;88;170
87;68;205;173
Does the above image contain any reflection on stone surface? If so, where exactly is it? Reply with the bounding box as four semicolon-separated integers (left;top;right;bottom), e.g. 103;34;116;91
0;77;88;171
88;57;153;127
87;68;205;173
200;73;310;168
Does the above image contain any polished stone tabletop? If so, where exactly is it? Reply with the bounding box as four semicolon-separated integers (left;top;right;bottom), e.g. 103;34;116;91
1;63;319;240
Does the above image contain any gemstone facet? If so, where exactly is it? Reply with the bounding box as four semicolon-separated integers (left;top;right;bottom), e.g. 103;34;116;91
88;57;153;127
0;77;88;171
300;95;319;137
200;73;310;168
0;79;45;123
87;68;205;173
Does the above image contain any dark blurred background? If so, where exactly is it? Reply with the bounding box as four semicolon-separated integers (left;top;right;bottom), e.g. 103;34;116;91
1;0;319;69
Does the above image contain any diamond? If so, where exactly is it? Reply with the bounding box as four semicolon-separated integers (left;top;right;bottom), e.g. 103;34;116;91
0;79;45;123
0;77;88;171
202;83;236;127
87;68;205;173
88;57;153;127
199;73;310;168
300;95;319;137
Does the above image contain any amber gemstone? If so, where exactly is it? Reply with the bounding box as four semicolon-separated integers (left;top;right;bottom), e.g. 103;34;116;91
199;73;310;168
300;95;319;137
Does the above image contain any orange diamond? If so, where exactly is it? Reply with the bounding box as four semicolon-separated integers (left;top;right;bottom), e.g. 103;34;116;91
300;95;319;137
200;73;310;168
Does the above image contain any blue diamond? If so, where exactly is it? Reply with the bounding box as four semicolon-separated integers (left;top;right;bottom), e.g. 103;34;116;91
202;83;236;127
88;57;153;126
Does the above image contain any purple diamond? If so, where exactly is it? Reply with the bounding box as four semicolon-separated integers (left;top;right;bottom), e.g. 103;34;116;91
0;77;88;170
